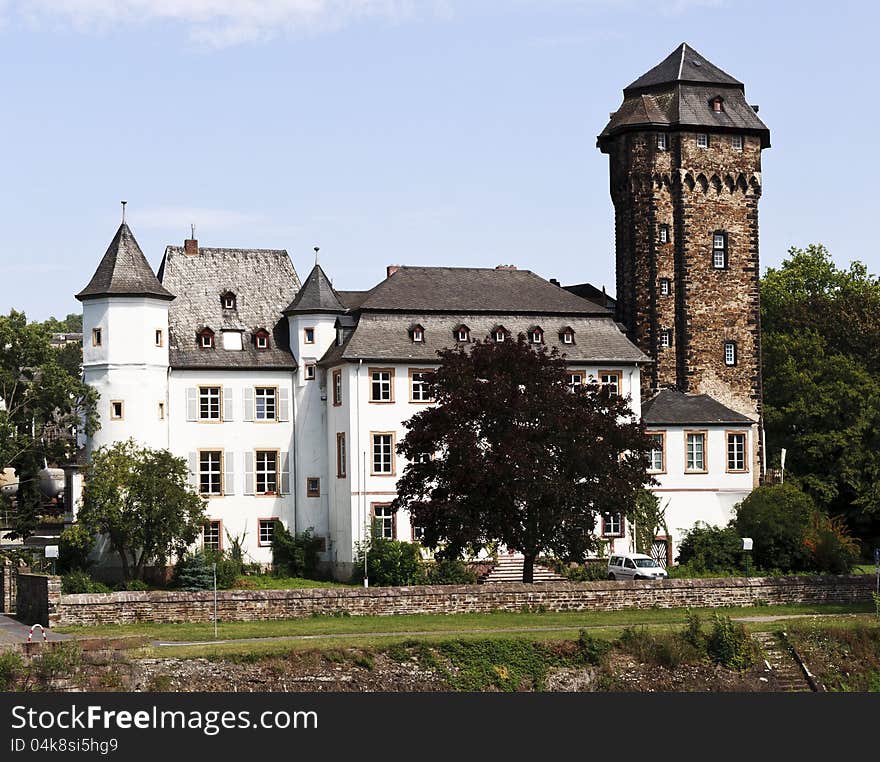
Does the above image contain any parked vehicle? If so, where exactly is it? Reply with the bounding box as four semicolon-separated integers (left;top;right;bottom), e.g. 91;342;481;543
607;553;668;581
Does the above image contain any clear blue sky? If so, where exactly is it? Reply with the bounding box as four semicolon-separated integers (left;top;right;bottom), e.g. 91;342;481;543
1;1;876;321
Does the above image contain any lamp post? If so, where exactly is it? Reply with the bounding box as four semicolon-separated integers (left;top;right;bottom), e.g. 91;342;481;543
742;537;753;578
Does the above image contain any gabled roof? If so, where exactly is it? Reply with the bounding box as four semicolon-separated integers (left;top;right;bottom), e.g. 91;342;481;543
598;43;770;149
283;264;347;314
158;245;300;369
642;389;754;425
355;267;610;315
76;223;174;302
624;43;742;93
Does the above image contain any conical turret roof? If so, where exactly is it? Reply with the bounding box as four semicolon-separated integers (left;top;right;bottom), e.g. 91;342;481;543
76;223;174;301
283;264;346;314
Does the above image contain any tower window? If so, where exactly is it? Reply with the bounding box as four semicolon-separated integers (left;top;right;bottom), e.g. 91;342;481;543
712;232;728;269
306;477;320;497
658;224;669;244
731;135;743;151
724;341;737;366
657;133;667;150
155;329;163;347
660;328;672;348
303;327;315;344
92;328;102;347
304;363;316;381
659;278;671;296
110;400;124;420
696;133;709;149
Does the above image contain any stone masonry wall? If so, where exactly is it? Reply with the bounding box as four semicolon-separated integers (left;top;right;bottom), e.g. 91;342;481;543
0;561;15;613
53;576;873;627
16;573;62;627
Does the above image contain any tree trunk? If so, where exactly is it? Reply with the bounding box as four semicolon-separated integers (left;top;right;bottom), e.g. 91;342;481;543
522;553;535;584
118;549;130;583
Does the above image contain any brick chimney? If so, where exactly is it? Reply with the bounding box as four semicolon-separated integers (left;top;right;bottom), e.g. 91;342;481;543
386;265;401;278
495;264;517;271
184;237;199;257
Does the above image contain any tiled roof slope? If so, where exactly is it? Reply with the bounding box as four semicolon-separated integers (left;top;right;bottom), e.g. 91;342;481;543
76;223;174;301
642;389;754;425
599;43;770;148
356;267;610;314
158;246;300;369
284;264;347;314
318;313;648;367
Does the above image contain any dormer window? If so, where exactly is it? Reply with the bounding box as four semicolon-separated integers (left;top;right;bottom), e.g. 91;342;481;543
455;325;470;343
711;96;724;113
221;292;237;310
411;325;425;343
254;329;270;350
529;327;544;344
198;328;215;349
560;327;575;345
492;326;508;343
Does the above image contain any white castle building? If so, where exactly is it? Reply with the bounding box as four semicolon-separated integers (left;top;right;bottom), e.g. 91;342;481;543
75;221;756;579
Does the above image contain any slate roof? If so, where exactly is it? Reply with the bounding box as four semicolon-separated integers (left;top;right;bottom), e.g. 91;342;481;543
76;223;174;301
355;267;610;315
599;43;770;148
284;264;347;314
641;389;754;425
157;246;300;369
317;313;648;367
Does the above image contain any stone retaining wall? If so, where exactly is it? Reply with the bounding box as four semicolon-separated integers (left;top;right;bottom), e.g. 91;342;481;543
52;575;874;628
0;561;16;613
16;573;62;627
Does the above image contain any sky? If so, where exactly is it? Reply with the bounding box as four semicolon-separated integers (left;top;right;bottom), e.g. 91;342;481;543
0;0;877;321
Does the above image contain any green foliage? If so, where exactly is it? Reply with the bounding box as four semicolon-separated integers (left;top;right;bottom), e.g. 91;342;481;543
683;610;705;649
805;512;860;574
577;630;611;666
271;523;323;579
61;571;112;594
676;522;743;573
423;557;478;585
0;650;24;690
120;579;150;591
78;440;207;581
873;593;880;619
30;643;82;688
173;551;214;591
204;548;242;589
436;639;561;691
393;333;654;581
544;558;608;582
706;614;756;670
354;537;425;586
761;245;880;546
734;485;815;572
58;524;94;574
617;626;701;669
627;489;669;556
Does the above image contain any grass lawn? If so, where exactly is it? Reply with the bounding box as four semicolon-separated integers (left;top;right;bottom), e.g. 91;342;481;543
54;601;873;646
853;565;879;576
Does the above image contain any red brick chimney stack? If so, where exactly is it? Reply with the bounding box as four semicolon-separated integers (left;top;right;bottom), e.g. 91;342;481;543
386;265;401;278
184;225;198;257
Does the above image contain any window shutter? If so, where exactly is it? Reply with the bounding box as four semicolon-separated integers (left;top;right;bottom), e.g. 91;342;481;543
243;388;254;422
188;452;198;489
244;452;254;495
279;387;290;422
280;452;291;495
186;388;198;421
224;451;235;496
223;387;234;421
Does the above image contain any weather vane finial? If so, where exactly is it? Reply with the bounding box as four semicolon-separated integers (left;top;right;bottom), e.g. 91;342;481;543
314;246;320;266
121;200;127;223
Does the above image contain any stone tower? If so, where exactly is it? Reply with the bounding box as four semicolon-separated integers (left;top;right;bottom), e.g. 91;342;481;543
598;43;770;466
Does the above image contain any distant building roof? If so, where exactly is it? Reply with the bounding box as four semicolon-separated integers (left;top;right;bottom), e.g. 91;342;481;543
642;389;754;425
283;264;347;314
598;43;770;149
354;266;611;315
157;244;300;369
76;223;174;302
563;282;616;310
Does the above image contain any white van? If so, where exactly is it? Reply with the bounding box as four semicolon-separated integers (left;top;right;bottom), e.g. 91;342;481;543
607;553;668;581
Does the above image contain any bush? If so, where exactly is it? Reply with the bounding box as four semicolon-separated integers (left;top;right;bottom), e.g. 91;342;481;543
58;524;94;574
676;522;743;573
173;551;214;590
577;630;611;666
618;626;700;668
272;523;323;579
734;485;815;572
706;614;756;670
0;650;24;690
61;571;112;594
204;548;242;589
354;538;425;586
120;579;150;591
424;557;478;585
544;558;608;582
805;513;860;574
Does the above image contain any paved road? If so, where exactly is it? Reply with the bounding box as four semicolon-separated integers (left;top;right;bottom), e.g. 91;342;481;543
0;614;71;644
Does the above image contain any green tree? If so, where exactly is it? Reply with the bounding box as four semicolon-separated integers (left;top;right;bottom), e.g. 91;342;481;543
393;334;654;582
0;310;98;539
761;245;880;546
734;484;815;572
77;440;207;582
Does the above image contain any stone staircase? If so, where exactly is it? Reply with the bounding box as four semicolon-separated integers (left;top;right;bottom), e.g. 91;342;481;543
753;631;817;692
481;554;566;584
